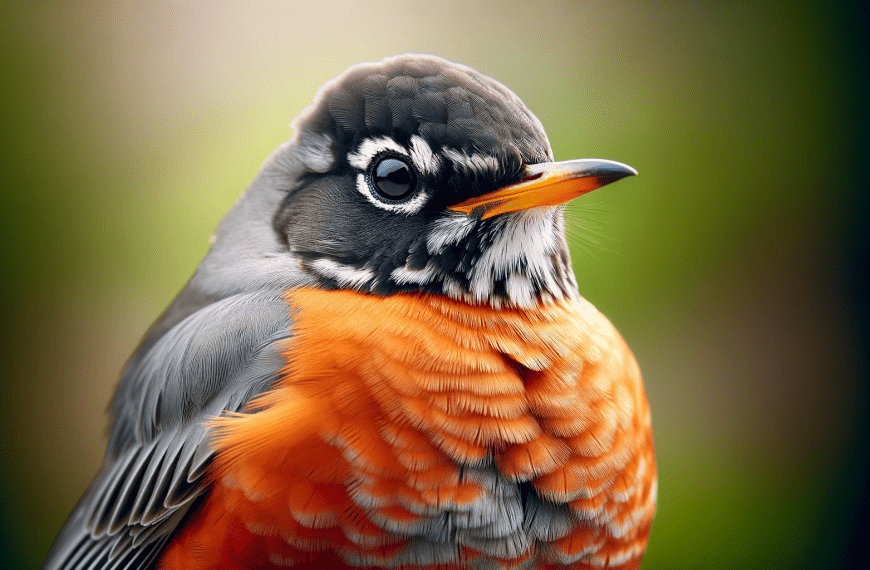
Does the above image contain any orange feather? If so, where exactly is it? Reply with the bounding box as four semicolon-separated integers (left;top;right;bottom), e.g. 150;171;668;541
158;288;655;569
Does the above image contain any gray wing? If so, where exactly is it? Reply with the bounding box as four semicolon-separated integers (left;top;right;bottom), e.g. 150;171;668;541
42;289;295;570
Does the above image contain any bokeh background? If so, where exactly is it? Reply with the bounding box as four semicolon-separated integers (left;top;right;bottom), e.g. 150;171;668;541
2;1;867;568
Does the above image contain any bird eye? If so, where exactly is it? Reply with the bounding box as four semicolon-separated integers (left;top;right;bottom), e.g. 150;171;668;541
372;157;416;200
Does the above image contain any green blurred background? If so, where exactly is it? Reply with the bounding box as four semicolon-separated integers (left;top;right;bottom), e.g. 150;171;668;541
2;1;867;568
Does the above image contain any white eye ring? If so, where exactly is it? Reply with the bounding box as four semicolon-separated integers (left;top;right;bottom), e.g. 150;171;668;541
347;136;407;170
347;136;431;215
354;172;429;215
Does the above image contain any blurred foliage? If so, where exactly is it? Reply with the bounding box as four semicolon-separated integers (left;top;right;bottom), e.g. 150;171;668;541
1;2;867;569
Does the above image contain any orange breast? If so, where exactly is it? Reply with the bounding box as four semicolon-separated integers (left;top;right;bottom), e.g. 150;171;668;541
158;289;656;569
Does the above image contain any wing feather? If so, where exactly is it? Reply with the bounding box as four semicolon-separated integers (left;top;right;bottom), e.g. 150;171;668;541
43;289;294;570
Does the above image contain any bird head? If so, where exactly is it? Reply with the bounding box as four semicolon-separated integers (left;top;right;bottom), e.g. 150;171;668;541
160;54;635;344
275;54;635;308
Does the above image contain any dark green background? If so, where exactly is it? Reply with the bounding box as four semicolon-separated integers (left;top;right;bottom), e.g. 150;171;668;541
2;2;867;568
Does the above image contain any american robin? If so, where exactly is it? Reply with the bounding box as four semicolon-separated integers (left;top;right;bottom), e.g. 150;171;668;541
43;54;655;570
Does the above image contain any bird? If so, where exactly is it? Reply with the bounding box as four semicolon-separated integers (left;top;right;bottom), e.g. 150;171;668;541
43;54;656;570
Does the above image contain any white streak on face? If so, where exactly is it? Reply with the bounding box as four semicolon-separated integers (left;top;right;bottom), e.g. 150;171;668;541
426;213;477;254
309;258;375;289
390;263;436;285
354;173;430;215
409;135;441;175
468;208;560;306
347;136;407;170
442;147;499;177
505;273;534;306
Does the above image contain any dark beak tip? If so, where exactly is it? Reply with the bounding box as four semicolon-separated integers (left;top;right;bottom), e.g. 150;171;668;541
595;162;638;187
601;162;638;180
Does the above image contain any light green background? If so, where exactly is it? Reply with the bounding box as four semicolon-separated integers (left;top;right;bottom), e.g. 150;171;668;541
2;2;867;568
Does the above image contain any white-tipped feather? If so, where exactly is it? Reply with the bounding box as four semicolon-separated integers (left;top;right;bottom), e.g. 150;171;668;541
425;214;477;254
409;135;442;175
469;208;563;306
347;136;407;170
309;258;376;289
442;147;500;177
353;172;431;215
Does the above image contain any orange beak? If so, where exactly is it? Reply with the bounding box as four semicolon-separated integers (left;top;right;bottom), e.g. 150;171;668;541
449;159;637;220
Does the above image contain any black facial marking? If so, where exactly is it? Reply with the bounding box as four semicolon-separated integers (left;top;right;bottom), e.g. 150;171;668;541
406;238;429;271
275;55;577;306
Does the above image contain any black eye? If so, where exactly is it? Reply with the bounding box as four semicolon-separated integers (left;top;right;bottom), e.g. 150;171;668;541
372;157;416;200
